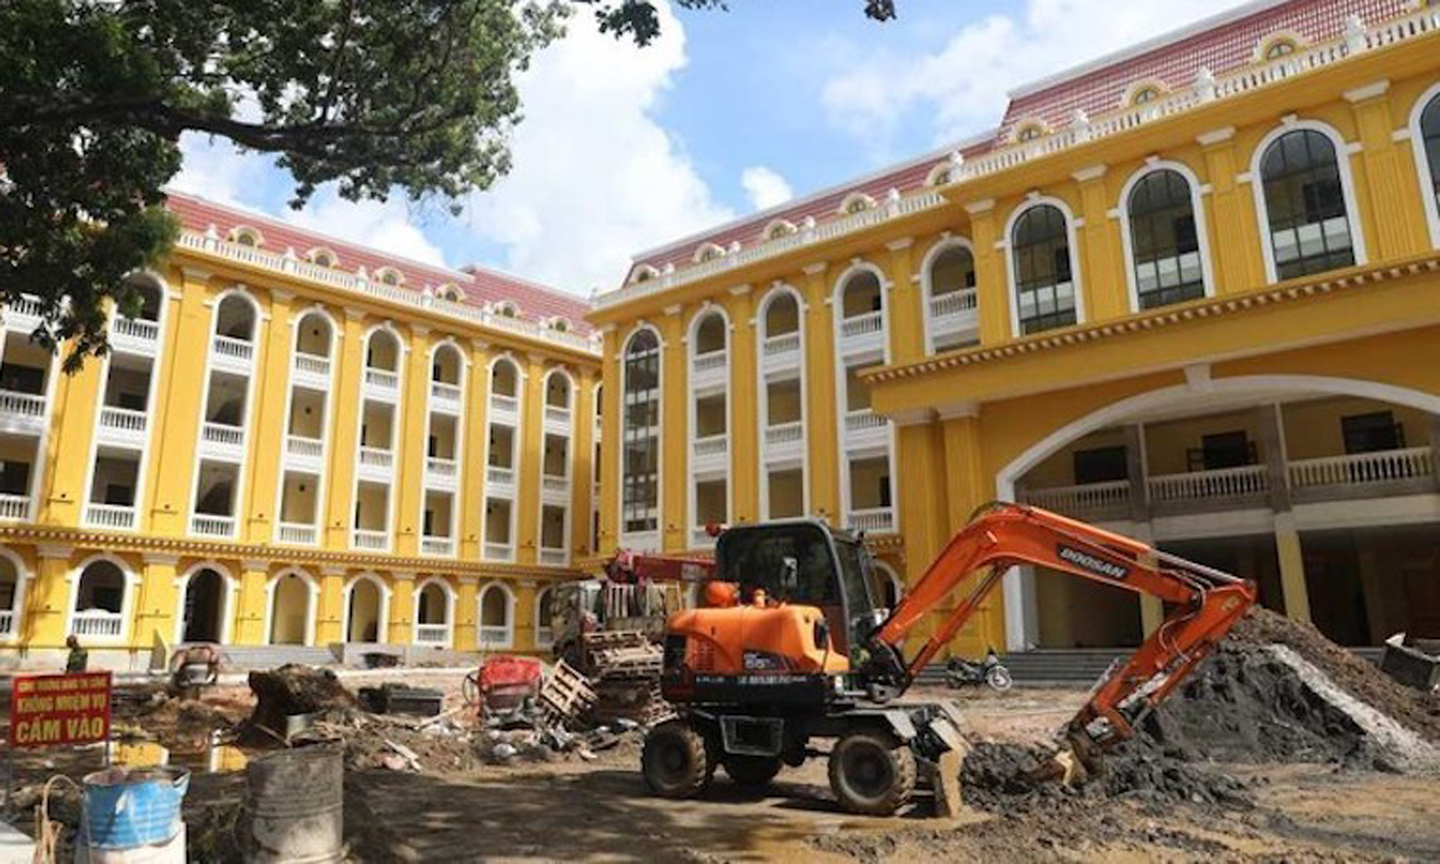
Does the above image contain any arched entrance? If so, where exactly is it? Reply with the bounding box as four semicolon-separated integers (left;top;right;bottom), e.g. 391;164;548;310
268;571;314;645
345;576;386;643
997;374;1440;649
180;567;228;643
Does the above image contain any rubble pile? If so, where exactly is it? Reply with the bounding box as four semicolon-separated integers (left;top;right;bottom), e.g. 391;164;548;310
241;664;359;743
961;607;1440;812
578;631;673;726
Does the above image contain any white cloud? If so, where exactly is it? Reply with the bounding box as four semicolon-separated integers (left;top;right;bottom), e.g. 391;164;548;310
821;0;1255;156
740;166;794;211
460;1;733;293
288;193;446;266
171;133;271;207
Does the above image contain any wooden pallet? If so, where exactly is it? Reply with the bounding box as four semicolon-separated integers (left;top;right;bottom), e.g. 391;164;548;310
538;659;597;724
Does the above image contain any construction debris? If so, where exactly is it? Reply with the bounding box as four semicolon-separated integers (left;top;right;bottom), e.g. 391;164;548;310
243;665;358;743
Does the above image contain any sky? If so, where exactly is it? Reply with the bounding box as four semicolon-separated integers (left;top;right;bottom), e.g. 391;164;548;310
171;0;1254;296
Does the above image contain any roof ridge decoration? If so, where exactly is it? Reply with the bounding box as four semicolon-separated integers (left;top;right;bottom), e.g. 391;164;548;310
597;0;1433;311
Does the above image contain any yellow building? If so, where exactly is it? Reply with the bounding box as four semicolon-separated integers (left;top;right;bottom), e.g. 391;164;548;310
589;0;1440;655
0;192;601;669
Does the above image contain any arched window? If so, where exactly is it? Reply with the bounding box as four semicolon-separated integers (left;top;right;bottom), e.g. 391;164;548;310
1011;204;1078;335
0;549;26;639
124;274;164;323
496;301;518;318
762;291;800;340
1126;169;1205;309
415;580;452;645
229;226;263;247
1131;86;1161;105
344;574;386;643
1258;128;1356;280
431;343;462;386
71;558;129;639
365;327;401;371
535;587;555;647
1261;37;1298;61
294;310;334;359
375;267;403;287
924;242;978;353
692;310;726;358
214;292;257;341
436;283;464;303
622;329;661;539
1417;89;1440;246
268;571;314;645
307;247;339;268
478;583;513;648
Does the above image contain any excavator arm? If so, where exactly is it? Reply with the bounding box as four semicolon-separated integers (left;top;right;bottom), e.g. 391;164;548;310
864;502;1256;762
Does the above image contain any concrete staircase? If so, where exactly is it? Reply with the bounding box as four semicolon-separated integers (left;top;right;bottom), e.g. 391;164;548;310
217;645;339;669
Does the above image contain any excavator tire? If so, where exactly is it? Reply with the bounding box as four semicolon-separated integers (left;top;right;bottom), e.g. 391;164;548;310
723;755;783;788
642;720;712;798
828;729;917;816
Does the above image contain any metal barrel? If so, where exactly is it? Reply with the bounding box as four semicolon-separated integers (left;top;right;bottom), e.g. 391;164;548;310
244;744;344;864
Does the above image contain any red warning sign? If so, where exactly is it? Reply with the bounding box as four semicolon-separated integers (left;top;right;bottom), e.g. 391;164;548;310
8;672;112;748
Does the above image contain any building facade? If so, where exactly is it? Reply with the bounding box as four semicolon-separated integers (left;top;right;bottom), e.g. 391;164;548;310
0;193;601;668
590;0;1440;656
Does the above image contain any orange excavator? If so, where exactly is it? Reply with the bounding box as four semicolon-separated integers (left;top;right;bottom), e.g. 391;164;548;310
641;502;1257;815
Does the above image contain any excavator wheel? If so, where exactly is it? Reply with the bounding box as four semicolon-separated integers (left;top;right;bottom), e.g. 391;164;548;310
642;720;712;798
723;755;783;788
828;730;917;816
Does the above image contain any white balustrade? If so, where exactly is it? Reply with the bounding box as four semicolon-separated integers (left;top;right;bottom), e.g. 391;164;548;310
365;368;399;391
85;503;135;529
431;380;462;408
7;294;43;321
294;353;331;378
359;446;393;470
840;310;884;339
353;529;390;550
277;522;318;545
545;405;572;428
487;465;515;486
542;474;570;495
765;421;803;446
1025;481;1131;516
427;456;458;478
212;334;254;362
202;422;244;447
111;316;159;343
490;393;519;416
72;611;123;638
692;351;728;374
847;507;896;534
0;493;30;521
287;435;324;459
844;409;886;433
190;514;236;537
414;623;450;644
479;625;512;647
1288;447;1433;489
694;434;728;458
484;542;514;562
539;548;568;566
421;537;455;557
0;390;45;419
1147;465;1269;503
763;332;800;357
931;288;978;319
99;406;148;434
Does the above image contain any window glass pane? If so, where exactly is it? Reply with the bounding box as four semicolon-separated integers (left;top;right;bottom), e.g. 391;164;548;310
1127;169;1205;308
1261;130;1355;279
1010;205;1078;334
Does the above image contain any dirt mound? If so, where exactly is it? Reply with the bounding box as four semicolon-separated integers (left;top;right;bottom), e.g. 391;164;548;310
1229;607;1440;745
241;665;358;743
137;699;242;749
342;719;479;773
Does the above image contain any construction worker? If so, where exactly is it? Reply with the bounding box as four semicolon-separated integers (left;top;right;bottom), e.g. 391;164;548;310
65;635;88;673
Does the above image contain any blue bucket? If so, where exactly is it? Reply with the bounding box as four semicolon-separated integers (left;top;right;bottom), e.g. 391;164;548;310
81;768;190;849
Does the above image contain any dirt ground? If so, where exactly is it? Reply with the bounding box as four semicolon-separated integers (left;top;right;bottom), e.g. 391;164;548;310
5;675;1439;862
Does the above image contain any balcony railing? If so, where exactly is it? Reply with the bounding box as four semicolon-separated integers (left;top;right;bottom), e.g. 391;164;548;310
840;310;884;339
539;548;568;566
479;625;512;648
110;316;159;344
72;610;123;638
490;392;519;417
276;522;318;545
353;529;389;550
431;381;462;409
692;350;728;380
191;513;236;537
0;493;30;521
202;422;244;447
294;352;331;378
1289;447;1434;489
487;465;515;486
85;503;136;530
930;287;978;320
5;294;43;330
542;475;570;495
364;368;399;391
0;610;14;638
287;435;324;460
99;406;148;435
414;623;450;645
844;409;886;434
545;405;572;428
0;389;46;420
765;421;803;447
694;434;728;459
421;537;455;557
212;334;254;362
359;446;393;470
427;456;458;478
847;507;895;534
1024;480;1131;518
1147;465;1269;504
484;542;514;562
763;332;800;357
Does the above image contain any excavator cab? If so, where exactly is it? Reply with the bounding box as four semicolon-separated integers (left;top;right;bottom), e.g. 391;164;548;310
712;518;880;658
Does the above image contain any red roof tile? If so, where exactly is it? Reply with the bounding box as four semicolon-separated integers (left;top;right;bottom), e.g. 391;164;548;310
165;190;593;334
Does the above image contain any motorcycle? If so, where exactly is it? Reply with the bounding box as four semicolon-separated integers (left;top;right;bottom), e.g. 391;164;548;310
945;648;1014;691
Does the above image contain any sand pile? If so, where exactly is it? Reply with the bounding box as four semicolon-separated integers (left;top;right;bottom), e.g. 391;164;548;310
961;607;1438;812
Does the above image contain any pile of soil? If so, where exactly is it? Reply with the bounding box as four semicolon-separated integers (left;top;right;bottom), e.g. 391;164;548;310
136;699;244;749
241;665;359;743
341;718;480;773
